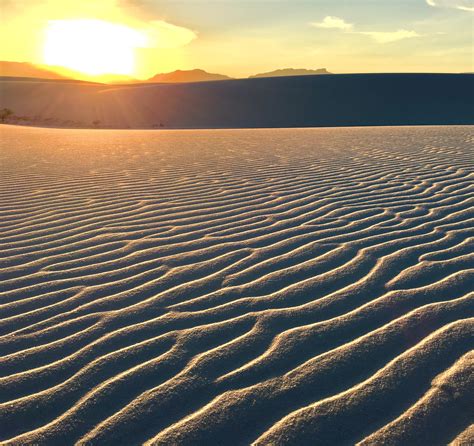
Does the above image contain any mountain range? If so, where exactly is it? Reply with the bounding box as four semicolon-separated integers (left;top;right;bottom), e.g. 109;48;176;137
0;61;331;83
0;61;68;80
147;69;232;83
249;68;330;78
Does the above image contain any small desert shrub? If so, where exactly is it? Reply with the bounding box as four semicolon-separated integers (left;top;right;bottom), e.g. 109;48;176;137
0;108;14;122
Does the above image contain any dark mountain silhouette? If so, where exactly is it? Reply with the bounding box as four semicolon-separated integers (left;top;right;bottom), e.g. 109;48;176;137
1;73;472;129
147;69;232;83
1;62;334;84
0;61;69;80
0;61;140;83
147;68;331;83
0;76;97;84
249;68;331;78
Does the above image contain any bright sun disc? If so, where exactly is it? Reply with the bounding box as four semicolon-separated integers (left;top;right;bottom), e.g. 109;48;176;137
43;19;147;76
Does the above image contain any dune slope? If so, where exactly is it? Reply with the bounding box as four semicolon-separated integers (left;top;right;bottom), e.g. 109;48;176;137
1;73;473;129
0;124;472;445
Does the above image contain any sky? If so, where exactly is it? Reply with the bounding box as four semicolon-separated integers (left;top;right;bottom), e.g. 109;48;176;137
1;0;473;80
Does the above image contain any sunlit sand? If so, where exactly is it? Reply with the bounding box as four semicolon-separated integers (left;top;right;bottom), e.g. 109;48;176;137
0;124;472;445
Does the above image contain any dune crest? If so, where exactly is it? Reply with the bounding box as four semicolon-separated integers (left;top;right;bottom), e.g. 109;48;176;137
1;73;473;129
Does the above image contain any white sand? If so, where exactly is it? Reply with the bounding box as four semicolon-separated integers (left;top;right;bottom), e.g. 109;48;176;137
0;124;472;445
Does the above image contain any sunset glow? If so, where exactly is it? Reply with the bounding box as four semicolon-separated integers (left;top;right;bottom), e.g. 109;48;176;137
43;20;148;76
0;0;472;81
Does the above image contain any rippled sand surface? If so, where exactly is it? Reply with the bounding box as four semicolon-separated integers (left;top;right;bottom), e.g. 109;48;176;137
0;125;473;445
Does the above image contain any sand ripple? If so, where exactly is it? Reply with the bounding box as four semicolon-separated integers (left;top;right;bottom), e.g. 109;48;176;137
0;125;472;445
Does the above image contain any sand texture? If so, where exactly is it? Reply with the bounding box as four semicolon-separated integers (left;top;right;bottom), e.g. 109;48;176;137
0;124;473;445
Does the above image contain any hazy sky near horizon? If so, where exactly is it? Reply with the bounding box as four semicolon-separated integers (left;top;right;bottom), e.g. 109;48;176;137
1;0;473;79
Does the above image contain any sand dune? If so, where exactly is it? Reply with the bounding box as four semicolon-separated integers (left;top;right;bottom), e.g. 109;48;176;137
1;73;473;129
0;124;473;445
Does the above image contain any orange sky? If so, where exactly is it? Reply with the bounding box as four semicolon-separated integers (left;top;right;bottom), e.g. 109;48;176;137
1;0;473;81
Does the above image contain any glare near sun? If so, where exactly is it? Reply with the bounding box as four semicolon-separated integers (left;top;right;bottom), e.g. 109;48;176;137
43;19;148;76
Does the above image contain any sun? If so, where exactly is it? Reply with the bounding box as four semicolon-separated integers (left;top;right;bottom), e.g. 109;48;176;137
43;19;148;76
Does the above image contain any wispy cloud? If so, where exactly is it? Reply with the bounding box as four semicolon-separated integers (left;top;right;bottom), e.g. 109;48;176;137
312;16;420;44
311;16;353;30
426;0;474;11
356;29;421;44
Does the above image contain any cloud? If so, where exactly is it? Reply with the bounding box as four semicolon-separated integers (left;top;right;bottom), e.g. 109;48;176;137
0;0;197;50
312;16;353;30
426;0;474;11
356;29;421;44
312;16;420;44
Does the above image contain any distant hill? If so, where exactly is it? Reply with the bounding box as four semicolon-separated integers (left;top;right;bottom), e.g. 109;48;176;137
0;61;140;84
1;74;472;129
1;63;334;84
147;68;332;83
0;76;97;84
147;69;232;83
0;61;69;80
249;68;331;78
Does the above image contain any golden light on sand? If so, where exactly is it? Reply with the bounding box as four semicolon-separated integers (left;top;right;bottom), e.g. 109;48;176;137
43;19;148;76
